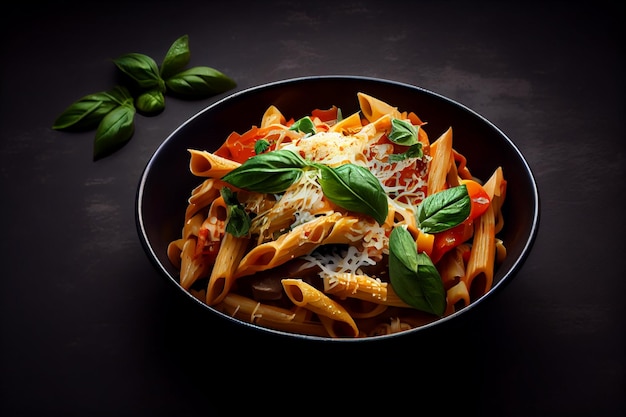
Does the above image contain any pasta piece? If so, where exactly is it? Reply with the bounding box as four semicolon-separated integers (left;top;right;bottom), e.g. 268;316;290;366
261;105;286;127
183;212;205;240
282;278;359;338
437;244;469;289
205;233;250;305
218;293;296;322
322;272;388;302
463;203;496;298
427;127;454;194
329;111;363;134
179;237;210;290
446;280;470;311
357;92;401;122
166;238;184;269
185;178;225;220
234;212;362;278
188;149;241;178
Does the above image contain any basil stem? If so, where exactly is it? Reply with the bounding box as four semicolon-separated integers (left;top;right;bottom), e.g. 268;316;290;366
160;34;191;80
221;150;307;194
416;184;471;233
165;66;236;98
221;188;252;237
388;118;419;146
388;227;446;316
93;103;135;160
316;163;388;225
113;52;166;92
52;86;132;131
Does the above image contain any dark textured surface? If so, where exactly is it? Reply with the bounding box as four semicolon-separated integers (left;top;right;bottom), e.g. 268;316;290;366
1;1;624;416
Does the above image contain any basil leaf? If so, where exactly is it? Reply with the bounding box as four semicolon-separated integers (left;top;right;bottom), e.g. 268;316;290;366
388;227;446;316
160;34;190;79
417;185;471;233
221;150;306;194
135;90;165;115
388;226;418;272
113;52;165;91
388;143;423;164
254;139;270;154
388;118;419;146
165;66;236;97
221;188;251;237
93;104;135;160
316;163;388;225
52;86;132;131
289;116;316;136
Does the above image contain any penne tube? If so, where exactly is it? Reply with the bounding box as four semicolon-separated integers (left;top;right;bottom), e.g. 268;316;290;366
205;233;250;305
464;204;496;298
446;280;471;314
427;127;454;195
219;293;296;323
179;237;210;290
357;92;401;122
322;272;388;302
261;105;286;127
188;149;241;178
282;278;359;338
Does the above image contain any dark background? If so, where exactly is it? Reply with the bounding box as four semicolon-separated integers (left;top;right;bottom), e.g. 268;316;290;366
1;1;624;416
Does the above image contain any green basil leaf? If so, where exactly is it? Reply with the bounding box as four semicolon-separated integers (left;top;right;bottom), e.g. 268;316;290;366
220;188;251;237
289;116;316;136
388;118;419;146
113;52;165;91
135;90;165;115
165;66;236;97
254;139;270;154
52;86;132;131
93;104;135;160
221;150;306;194
316;163;388;225
417;184;471;233
103;85;134;104
388;227;446;316
388;226;418;272
160;34;190;79
388;143;423;164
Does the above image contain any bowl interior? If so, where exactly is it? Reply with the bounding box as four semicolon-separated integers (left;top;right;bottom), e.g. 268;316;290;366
136;76;540;341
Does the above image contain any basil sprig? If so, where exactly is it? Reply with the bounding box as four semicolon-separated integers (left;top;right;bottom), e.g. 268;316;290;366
221;188;252;237
52;35;236;160
52;86;132;131
386;118;424;163
416;185;471;233
388;226;446;316
221;149;389;224
388;118;419;146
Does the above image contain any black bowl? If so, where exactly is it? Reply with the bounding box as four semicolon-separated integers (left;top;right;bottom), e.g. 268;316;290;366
136;75;540;342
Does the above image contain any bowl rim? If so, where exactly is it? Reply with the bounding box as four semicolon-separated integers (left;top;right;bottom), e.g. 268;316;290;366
136;75;541;342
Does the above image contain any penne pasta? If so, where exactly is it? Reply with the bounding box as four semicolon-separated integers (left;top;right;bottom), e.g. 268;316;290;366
282;278;359;338
167;93;508;338
188;149;241;178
